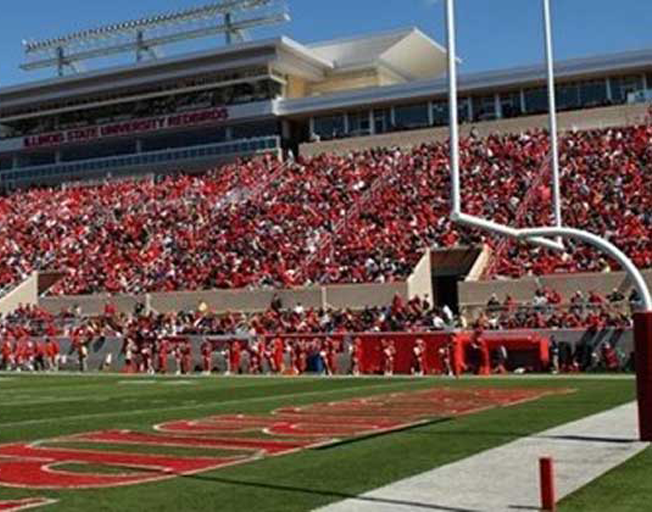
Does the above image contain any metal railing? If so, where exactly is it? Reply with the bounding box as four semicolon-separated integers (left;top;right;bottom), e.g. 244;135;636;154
0;136;280;187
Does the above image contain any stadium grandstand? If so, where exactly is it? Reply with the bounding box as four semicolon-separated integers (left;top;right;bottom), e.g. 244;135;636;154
0;0;650;377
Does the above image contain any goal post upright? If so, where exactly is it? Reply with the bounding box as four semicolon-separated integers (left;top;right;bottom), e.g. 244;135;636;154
445;0;564;252
443;0;652;441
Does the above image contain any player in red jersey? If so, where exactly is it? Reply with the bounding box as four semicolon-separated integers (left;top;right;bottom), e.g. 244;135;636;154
45;338;60;371
123;338;136;374
273;336;285;374
24;340;36;371
325;338;338;376
200;339;213;375
172;342;183;375
292;339;307;375
13;342;24;370
181;340;192;374
157;338;169;374
350;337;363;376
141;342;154;375
439;341;455;376
248;341;262;375
1;338;13;370
262;340;276;374
382;339;396;376
411;338;426;376
228;341;242;375
34;340;47;372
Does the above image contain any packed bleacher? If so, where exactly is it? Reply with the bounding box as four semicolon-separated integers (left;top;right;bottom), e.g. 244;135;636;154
492;125;652;276
0;124;650;299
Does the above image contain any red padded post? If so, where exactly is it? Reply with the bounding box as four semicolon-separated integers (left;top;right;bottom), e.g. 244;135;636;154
634;312;652;442
539;457;556;512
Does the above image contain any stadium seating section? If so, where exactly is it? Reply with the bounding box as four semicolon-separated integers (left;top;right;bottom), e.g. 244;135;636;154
0;124;650;300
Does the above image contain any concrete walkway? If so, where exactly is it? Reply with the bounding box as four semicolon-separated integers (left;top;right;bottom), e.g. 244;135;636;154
317;402;648;512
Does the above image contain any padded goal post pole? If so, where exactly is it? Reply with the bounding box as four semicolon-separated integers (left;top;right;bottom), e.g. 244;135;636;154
634;312;652;442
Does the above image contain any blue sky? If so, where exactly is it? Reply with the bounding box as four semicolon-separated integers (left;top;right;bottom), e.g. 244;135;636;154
1;0;651;86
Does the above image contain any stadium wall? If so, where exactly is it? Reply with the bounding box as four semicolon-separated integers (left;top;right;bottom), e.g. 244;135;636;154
299;103;650;156
0;272;39;315
407;249;433;302
459;269;652;315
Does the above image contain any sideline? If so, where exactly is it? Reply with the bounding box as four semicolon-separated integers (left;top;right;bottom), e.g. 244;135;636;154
317;401;648;512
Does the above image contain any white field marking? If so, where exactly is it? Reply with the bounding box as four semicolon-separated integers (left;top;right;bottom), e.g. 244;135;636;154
117;380;158;385
0;380;432;429
0;396;114;407
0;497;59;511
165;381;196;385
0;376;308;400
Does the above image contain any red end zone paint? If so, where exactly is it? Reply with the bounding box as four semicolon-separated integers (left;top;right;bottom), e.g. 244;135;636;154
70;430;317;456
0;444;242;489
0;386;567;494
0;499;58;511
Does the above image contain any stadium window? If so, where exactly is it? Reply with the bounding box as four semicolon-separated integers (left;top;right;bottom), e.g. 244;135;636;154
312;115;346;140
393;103;429;130
0;157;12;170
610;75;644;103
458;98;471;123
499;92;522;118
373;109;391;134
579;80;608;107
555;83;580;111
646;72;652;90
16;152;55;168
430;100;469;125
524;87;548;114
347;111;371;136
471;95;497;122
431;101;448;126
231;121;277;140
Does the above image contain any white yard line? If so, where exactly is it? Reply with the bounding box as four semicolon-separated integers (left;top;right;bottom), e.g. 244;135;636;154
317;401;648;512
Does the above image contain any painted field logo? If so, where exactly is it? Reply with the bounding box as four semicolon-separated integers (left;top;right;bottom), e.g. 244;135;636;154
0;387;561;502
0;498;58;511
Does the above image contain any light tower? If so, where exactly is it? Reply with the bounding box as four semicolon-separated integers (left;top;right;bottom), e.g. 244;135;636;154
21;0;290;77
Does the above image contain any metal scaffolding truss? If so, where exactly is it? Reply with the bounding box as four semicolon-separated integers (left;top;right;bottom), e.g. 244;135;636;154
21;0;290;76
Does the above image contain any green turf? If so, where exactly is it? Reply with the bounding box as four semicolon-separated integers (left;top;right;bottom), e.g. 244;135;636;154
558;446;652;512
0;374;637;511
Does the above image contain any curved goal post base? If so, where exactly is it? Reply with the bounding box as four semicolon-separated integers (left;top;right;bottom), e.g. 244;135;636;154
634;312;652;442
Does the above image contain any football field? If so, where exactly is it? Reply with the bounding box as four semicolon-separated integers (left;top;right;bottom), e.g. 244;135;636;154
0;374;646;511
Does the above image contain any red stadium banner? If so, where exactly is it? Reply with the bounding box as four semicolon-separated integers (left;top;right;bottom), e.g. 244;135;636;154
23;107;229;149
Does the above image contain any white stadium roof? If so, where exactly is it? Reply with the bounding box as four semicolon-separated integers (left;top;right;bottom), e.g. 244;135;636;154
306;27;449;81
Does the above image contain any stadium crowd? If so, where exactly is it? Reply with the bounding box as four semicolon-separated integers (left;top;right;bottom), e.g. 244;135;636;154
493;125;652;276
475;288;635;330
0;125;650;298
0;287;634;375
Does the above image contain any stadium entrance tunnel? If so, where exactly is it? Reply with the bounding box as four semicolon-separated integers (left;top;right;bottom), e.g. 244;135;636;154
430;245;487;315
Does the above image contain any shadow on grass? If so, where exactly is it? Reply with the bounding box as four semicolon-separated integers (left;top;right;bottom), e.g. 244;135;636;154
398;429;639;445
180;472;481;511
